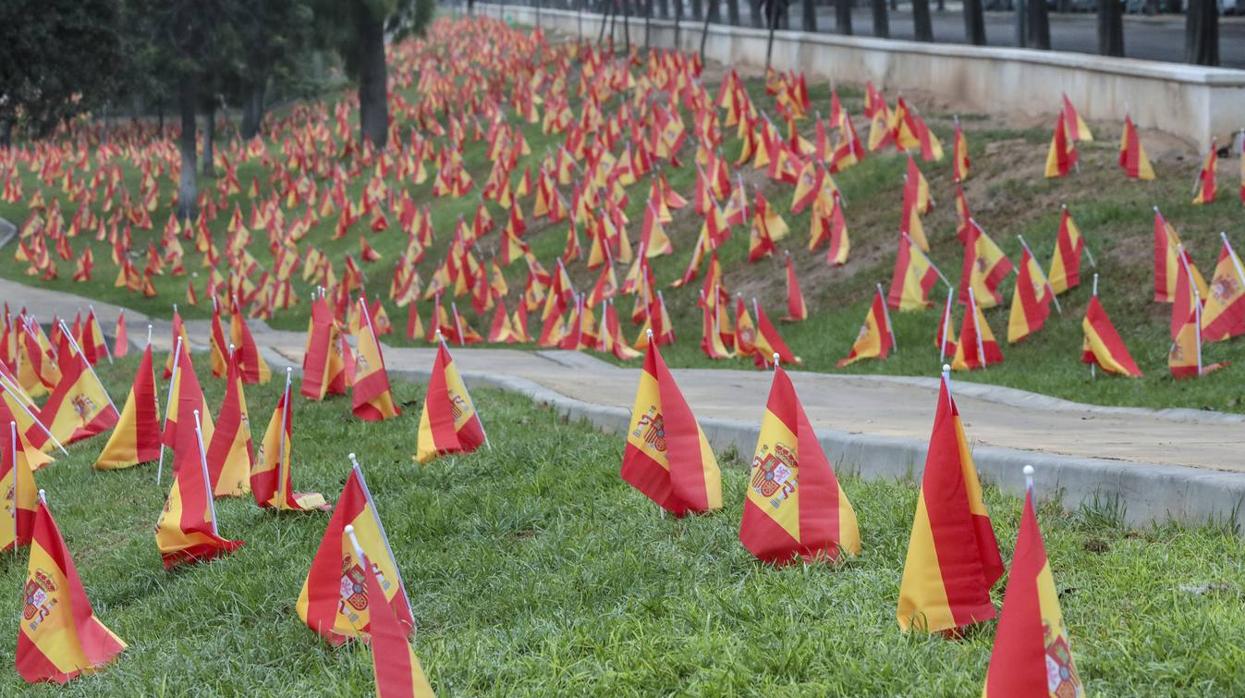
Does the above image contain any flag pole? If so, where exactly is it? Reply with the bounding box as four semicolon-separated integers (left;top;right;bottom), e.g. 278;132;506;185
9;421;18;535
876;282;897;353
349;452;415;632
1194;286;1204;377
968;288;986;370
157;335;184;485
58;319;118;414
277;367;292;507
1017;234;1061;315
1091;273;1098;380
1024;464;1035;494
938;287;954;365
0;379;66;455
193;410;220;535
1220;231;1245;291
941;363;952;407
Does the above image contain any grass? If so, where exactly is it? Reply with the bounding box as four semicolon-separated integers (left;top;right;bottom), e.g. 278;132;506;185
1;353;1244;695
3;14;1245;422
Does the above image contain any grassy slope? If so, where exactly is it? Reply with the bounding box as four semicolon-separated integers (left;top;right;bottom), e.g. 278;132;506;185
1;354;1243;695
3;27;1245;415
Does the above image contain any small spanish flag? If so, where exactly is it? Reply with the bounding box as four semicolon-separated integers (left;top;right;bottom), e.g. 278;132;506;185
982;469;1083;698
1047;206;1087;295
0;420;37;551
343;526;436;698
16;493;125;683
415;339;487;464
93;343;160;470
1082;277;1143;378
1192;140;1217;205
298;456;413;645
837;286;894;367
1118;115;1155;180
1201;234;1245;342
352;298;401;422
621;338;722;517
155;408;243;568
897;371;1003;634
205;347;254;497
740;364;860;563
32;331;118;449
252;370;328;511
1007;243;1055;344
230;296;271;384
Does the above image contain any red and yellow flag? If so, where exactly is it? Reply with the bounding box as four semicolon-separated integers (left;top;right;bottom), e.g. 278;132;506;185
252;372;327;511
952;118;970;182
1192;141;1217;205
301;295;348;400
887;233;942;311
231;297;271;384
0;390;52;470
952;290;1004;371
415;341;487;464
898;374;1003;633
112;311;129;359
93;344;160;469
1152;210;1208;303
1;420;37;551
205;348;254;497
1082;294;1143;378
344;527;435;698
32;341;118;449
161;339;215;451
959;222;1014;309
155;409;243;568
16;495;125;683
353;299;401;422
162;307;191;379
751;299;800;369
982;480;1083;698
1007;246;1054;344
740;365;860;563
782;254;807;322
298;460;413;645
1047;207;1086;295
1201;235;1245;342
1118;115;1155;180
837;287;894;367
621;340;723;517
1043;114;1076;179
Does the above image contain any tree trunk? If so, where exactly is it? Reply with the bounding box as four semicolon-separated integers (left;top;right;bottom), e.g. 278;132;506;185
691;0;703;20
1027;0;1051;48
837;0;854;34
963;0;986;44
765;0;778;70
658;0;669;19
1185;0;1218;66
726;0;740;24
803;0;818;30
872;0;889;37
176;79;198;222
748;0;763;26
674;0;683;49
913;0;933;40
1097;0;1123;55
622;0;631;51
700;0;715;61
240;82;266;140
356;3;389;149
202;103;216;177
157;100;165;134
0;119;12;149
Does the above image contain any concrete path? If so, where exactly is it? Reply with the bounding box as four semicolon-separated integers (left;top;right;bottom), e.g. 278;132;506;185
6;277;1244;530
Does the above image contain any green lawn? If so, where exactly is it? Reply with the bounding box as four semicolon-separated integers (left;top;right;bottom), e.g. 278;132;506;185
2;354;1244;695
4;20;1245;420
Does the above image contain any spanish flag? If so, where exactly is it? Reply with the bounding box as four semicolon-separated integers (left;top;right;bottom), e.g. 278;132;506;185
1201;234;1245;342
252;371;328;511
621;339;722;517
161;339;215;452
155;409;243;568
162;307;191;379
353;299;401;422
1152;209;1207;303
837;286;894;367
78;310;110;366
298;458;413;645
301;295;346;400
0;392;52;470
0;420;37;551
93;343;160;470
952;289;1004;371
343;526;436;698
1047;206;1086;295
751;299;801;369
1007;245;1055;344
782;254;807;322
16;494;125;683
1061;93;1093;142
952;118;970;183
740;364;860;563
982;476;1083;698
208;300;230;378
1192;141;1217;205
1169;285;1227;379
415;340;487;464
897;373;1003;633
1043;114;1076;179
887;232;942;311
959;222;1014;309
231;296;271;384
112;311;129;359
1118;115;1155;180
32;340;118;449
205;348;253;497
1081;287;1143;378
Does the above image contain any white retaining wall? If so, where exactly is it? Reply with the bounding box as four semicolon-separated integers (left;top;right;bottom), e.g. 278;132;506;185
480;3;1245;149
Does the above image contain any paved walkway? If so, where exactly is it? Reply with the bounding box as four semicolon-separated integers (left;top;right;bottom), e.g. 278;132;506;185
7;277;1245;528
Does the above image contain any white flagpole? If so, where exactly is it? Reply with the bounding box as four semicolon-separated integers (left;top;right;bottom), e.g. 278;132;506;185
968;288;986;369
193;410;220;535
157;335;184;485
348;452;414;629
9;421;17;535
57;319;118;414
1017;234;1061;315
277;367;292;507
1024;464;1035;495
1220;232;1245;290
1194;286;1204;377
876;282;897;353
0;379;66;455
938;287;954;365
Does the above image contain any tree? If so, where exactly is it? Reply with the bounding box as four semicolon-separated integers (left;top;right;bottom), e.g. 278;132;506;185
726;0;741;25
313;0;435;149
836;0;854;35
872;0;890;37
1185;0;1218;66
963;0;986;45
912;0;933;41
802;0;817;31
1026;0;1051;49
234;0;318;140
0;0;122;146
1097;0;1124;56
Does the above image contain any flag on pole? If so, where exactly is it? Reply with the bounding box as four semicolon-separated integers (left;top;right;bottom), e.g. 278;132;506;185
1202;234;1245;342
837;287;894;367
113;311;129;359
0;420;37;551
739;364;860;563
1044;114;1077;179
230;297;271;384
298;459;413;645
160;340;215;451
898;373;1003;634
982;471;1083;698
252;371;328;511
0;388;53;469
751;299;800;369
952;290;1004;371
415;340;487;464
1082;278;1143;378
16;494;125;683
32;339;118;449
93;343;160;470
1007;245;1054;344
163;307;191;379
205;348;254;497
887;232;943;311
621;339;723;517
1118;115;1155;180
1192;141;1217;205
959;221;1014;309
782;254;807;322
353;299;401;422
1047;206;1087;295
155;410;243;568
1152;209;1208;303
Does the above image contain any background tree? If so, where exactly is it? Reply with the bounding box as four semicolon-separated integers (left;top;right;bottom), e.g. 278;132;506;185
802;0;817;31
912;0;933;41
1027;0;1051;48
1185;0;1218;66
1097;0;1124;56
872;0;890;38
963;0;986;45
0;0;123;147
836;0;854;35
